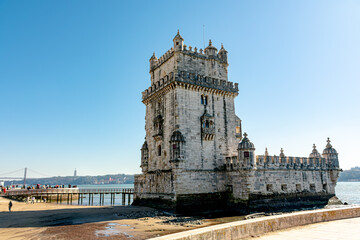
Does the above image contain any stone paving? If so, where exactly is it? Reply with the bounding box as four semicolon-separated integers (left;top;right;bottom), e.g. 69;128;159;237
249;217;360;240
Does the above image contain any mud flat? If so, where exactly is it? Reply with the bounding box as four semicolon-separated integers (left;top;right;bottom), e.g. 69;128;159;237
1;196;353;240
0;197;222;240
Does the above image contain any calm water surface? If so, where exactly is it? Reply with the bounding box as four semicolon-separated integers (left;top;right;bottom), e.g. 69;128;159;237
74;184;134;206
335;182;360;205
77;184;134;189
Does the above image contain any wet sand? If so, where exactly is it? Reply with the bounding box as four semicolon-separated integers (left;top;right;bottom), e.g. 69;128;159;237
0;197;221;240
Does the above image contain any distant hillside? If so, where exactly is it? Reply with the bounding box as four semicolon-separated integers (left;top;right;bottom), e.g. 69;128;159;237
5;174;134;186
339;167;360;182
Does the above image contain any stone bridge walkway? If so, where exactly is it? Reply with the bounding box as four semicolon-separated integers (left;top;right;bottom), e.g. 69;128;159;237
249;217;360;240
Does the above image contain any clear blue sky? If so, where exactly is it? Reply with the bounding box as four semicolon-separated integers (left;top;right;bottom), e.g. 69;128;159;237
0;1;359;177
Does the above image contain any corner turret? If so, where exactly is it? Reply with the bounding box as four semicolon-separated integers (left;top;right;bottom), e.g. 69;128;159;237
238;132;255;168
309;144;321;158
322;138;339;168
204;40;218;56
173;30;184;51
218;43;228;64
149;52;158;72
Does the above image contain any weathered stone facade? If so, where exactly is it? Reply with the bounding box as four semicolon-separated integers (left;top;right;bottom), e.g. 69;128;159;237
134;31;341;214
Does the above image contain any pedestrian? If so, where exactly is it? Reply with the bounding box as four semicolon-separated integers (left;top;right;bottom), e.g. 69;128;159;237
8;201;12;212
31;196;35;204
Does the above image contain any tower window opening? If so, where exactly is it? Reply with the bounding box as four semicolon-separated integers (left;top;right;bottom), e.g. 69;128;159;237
244;151;250;158
201;95;208;105
176;42;179;45
266;184;273;192
158;145;162;156
172;143;180;159
205;120;209;128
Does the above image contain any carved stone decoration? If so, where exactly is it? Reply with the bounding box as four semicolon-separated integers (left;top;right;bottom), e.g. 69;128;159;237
169;131;185;163
201;109;215;141
140;141;149;171
153;115;163;141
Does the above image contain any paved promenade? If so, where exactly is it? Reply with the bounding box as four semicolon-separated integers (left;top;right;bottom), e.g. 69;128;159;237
250;217;360;240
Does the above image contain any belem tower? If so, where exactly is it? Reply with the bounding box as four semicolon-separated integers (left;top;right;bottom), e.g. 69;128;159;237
133;31;341;214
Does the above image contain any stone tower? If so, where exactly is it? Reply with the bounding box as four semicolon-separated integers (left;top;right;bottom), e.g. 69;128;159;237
134;31;241;210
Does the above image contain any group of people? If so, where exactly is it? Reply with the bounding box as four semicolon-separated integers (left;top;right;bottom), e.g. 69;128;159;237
1;186;8;193
25;196;36;204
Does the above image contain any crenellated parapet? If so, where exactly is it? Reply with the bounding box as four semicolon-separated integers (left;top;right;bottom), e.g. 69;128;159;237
254;155;332;170
150;44;228;72
231;133;341;172
150;48;175;72
142;70;239;102
150;31;228;74
226;154;339;171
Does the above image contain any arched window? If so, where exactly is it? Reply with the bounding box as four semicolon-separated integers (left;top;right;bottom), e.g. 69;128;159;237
170;131;185;161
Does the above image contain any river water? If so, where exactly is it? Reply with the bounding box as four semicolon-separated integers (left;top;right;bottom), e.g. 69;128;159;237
75;182;360;206
335;182;360;205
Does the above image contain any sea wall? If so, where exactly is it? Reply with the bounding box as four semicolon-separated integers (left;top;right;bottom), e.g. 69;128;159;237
150;207;360;240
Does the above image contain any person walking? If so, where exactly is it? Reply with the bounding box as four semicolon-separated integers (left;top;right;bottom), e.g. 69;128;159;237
8;201;12;212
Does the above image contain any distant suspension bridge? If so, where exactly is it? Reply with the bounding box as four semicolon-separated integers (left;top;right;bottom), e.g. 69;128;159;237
0;168;53;185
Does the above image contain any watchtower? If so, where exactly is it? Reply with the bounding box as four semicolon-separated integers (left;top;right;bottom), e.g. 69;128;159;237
134;31;241;211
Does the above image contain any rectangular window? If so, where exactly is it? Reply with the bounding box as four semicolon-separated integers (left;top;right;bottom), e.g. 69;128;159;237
281;184;288;191
158;145;162;156
244;151;250;158
266;184;273;192
310;184;316;192
201;95;208;105
296;184;301;192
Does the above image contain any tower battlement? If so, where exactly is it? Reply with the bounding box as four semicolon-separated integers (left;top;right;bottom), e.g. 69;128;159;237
150;43;228;73
149;31;229;86
142;70;238;102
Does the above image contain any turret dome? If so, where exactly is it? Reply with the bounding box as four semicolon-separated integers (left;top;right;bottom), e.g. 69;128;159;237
238;133;255;150
173;29;184;41
141;141;148;150
322;138;337;155
218;43;227;54
149;52;157;61
204;40;218;56
309;144;321;158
